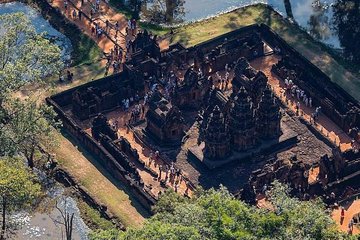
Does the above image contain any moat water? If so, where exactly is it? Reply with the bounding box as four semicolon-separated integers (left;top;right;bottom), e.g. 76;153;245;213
141;0;345;49
0;1;73;62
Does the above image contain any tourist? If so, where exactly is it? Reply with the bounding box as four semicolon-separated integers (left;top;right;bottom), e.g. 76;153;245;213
349;218;354;231
340;207;345;224
165;168;169;182
115;21;120;36
175;184;179;193
105;20;110;32
64;0;68;11
304;95;309;107
309;97;313;108
97;28;102;38
158;165;162;180
125;98;130;110
91;25;95;35
96;0;100;11
262;184;267;195
72;9;77;19
296;101;300;115
296;88;300;99
78;10;82;21
66;70;72;82
285;78;289;90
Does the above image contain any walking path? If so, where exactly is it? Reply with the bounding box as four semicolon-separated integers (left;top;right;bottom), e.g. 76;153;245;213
49;0;133;53
118;127;192;197
81;104;193;199
250;54;358;153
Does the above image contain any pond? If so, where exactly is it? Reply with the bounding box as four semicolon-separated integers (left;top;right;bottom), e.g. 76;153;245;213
13;169;90;240
138;0;358;50
0;1;73;62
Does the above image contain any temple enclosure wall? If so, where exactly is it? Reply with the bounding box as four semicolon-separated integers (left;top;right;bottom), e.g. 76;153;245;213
47;23;360;210
47;96;156;211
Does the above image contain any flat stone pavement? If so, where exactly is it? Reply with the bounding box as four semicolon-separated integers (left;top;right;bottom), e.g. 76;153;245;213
81;106;193;198
118;127;192;197
49;0;132;53
250;54;358;153
332;199;360;235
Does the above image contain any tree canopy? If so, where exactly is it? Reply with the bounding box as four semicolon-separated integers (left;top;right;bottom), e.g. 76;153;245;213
0;12;62;167
333;0;360;64
0;158;42;239
0;12;62;99
90;182;352;240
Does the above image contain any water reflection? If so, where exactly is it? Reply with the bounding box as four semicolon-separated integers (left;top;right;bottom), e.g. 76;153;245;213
130;0;358;50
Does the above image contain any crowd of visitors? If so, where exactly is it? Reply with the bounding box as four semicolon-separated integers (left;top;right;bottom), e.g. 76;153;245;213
61;0;139;78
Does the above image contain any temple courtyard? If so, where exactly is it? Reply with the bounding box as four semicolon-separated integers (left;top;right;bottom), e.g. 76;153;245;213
29;0;360;234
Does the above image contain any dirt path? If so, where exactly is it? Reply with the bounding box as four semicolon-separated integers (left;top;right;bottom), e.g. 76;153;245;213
51;131;148;228
49;0;132;53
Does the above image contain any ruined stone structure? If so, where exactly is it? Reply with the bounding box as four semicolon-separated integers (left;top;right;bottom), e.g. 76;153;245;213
145;92;185;144
250;155;309;192
202;84;281;160
203;106;231;159
91;114;118;141
255;85;281;139
47;23;360;210
128;30;161;64
228;87;257;151
232;57;268;105
72;66;143;120
172;67;212;109
272;56;360;142
318;148;360;186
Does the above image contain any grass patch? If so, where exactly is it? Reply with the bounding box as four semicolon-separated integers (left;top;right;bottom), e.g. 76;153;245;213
71;33;102;65
50;130;148;228
108;0;134;19
139;22;170;36
75;197;115;230
28;0;102;65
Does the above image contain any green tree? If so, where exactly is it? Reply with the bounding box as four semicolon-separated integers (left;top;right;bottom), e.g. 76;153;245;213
0;98;61;168
333;0;360;64
0;12;62;167
89;183;352;240
0;12;62;100
0;158;41;239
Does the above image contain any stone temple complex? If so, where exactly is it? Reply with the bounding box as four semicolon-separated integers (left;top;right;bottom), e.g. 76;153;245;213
47;24;360;214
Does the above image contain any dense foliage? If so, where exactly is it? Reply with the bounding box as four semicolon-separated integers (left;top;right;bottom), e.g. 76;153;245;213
90;182;352;240
0;158;42;239
0;12;62;167
333;0;360;64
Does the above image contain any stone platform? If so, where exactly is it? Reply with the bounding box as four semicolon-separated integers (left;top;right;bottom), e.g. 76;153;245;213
188;121;298;169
